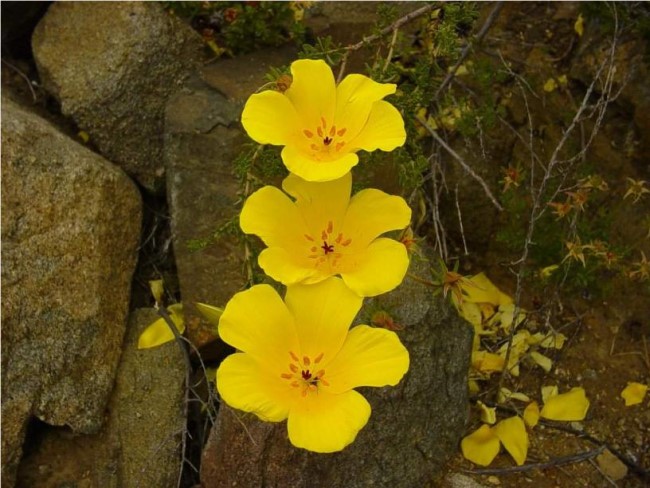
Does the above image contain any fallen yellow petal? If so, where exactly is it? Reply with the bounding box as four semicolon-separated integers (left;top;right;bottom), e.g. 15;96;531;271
149;279;164;304
195;302;224;331
137;304;185;349
472;350;505;374
621;382;648;406
574;14;584;37
478;401;497;425
461;424;500;467
495;416;529;466
459;301;484;329
541;385;558;404
499;388;530;404
543;78;558;92
540;387;590;421
529;351;553;372
523;401;540;428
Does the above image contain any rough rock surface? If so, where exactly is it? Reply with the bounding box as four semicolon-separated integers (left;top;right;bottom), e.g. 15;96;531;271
32;2;203;192
1;97;142;487
200;254;474;487
15;309;186;488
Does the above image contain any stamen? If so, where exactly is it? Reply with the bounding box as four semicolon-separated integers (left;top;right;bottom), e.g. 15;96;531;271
289;351;299;361
315;369;325;378
327;221;333;233
317;127;323;137
320;378;330;386
335;233;343;243
281;373;293;379
341;238;352;246
321;117;327;129
321;242;335;254
337;128;347;136
310;143;319;151
335;142;345;151
314;352;324;363
290;364;298;373
321;230;328;241
329;125;336;137
304;234;314;241
291;381;299;388
303;356;311;366
310;246;318;252
303;129;314;138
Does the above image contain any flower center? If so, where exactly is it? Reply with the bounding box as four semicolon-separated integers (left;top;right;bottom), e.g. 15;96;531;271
281;351;328;397
303;117;348;156
304;221;352;269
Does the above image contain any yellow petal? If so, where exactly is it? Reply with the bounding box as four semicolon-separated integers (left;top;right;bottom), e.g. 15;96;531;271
621;382;648;406
459;301;483;329
325;325;410;394
495;416;529;466
258;247;317;285
335;74;396;140
282;172;351;233
240;186;305;248
287;389;371;453
461;424;500;467
498;303;526;331
342;188;412;248
540;387;590;421
529;351;553;372
472;351;505;374
543;78;558;92
218;285;298;369
284;277;362;363
574;14;584;37
216;353;291;422
478;401;497;425
523;401;540;428
137;304;185;349
149;279;164;304
348;100;406;152
241;90;300;145
195;302;224;329
281;144;359;182
340;237;409;297
284;59;336;129
498;387;530;403
541;385;559;403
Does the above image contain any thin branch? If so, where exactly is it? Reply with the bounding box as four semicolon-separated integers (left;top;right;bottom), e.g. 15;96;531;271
434;1;504;99
464;446;605;475
416;114;503;211
2;58;38;102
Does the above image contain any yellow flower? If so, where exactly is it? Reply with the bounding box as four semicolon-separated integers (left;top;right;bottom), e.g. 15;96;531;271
240;172;411;297
216;278;410;453
241;59;406;182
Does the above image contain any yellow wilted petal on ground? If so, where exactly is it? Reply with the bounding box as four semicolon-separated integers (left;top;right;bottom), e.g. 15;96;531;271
149;279;164;304
543;78;558;92
472;350;505;374
530;331;567;349
498;303;526;331
541;387;590;421
498;330;531;377
495;416;529;466
461;425;500;467
529;351;553;372
459;301;484;329
523;401;540;428
138;304;185;349
463;273;512;306
541;385;558;403
499;388;530;404
621;382;648;406
195;302;224;330
575;14;584;37
478;401;497;425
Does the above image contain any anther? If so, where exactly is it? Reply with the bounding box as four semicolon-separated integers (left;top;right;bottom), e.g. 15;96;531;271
336;142;345;151
310;143;319;151
290;364;298;373
303;356;311;366
337;128;347;136
329;125;336;137
327;221;333;233
303;129;314;138
281;373;292;379
341;238;352;246
317;127;323;137
335;233;343;243
310;246;318;252
314;352;324;363
304;234;314;241
321;117;327;129
321;230;328;241
289;351;299;361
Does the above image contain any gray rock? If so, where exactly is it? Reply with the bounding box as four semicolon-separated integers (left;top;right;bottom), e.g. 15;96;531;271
32;2;203;192
15;309;186;488
1;97;142;487
200;253;474;487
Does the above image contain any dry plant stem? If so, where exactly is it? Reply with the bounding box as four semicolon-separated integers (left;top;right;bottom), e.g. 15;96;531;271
497;14;620;395
336;2;438;82
157;305;193;488
455;184;469;255
434;1;504;100
464;446;605;475
1;58;38;102
417;115;503;211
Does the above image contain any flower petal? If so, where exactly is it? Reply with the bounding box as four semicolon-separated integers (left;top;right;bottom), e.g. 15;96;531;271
281;144;359;182
284;277;362;363
540;387;590;421
284;59;336;129
325;325;409;394
218;285;298;368
340;238;409;297
258;247;316;285
335;74;396;139
342;188;411;247
137;304;185;349
195;302;223;330
494;416;529;466
461;424;500;467
287;389;371;453
241;90;300;145
282;172;352;232
348;100;406;152
620;382;647;407
523;401;540;428
216;353;291;422
240;186;305;248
